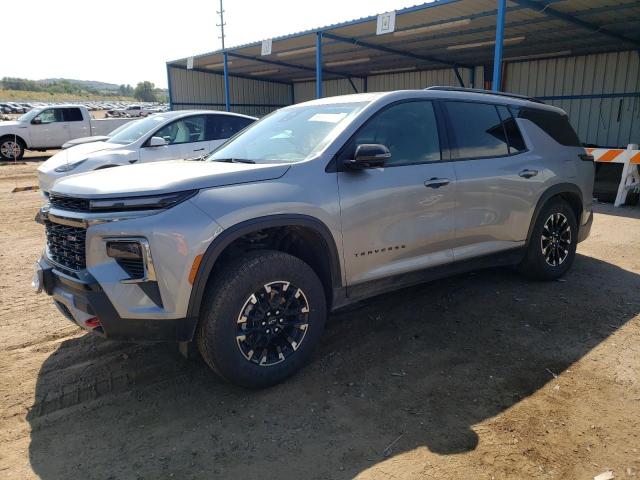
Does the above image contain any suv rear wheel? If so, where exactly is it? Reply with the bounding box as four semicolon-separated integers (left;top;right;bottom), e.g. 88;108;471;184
196;250;327;388
519;198;578;280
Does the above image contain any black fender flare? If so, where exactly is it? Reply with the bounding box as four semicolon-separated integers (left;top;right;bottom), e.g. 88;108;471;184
184;214;343;339
525;182;584;247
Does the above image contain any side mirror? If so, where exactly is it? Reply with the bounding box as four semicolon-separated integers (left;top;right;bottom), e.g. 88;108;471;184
31;118;42;125
344;144;391;170
148;136;167;147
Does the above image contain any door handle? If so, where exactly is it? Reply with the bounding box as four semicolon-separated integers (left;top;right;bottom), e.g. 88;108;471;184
518;169;538;179
193;148;205;152
424;177;450;189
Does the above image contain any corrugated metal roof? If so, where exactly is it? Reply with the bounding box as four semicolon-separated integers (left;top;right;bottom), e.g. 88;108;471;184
167;0;640;83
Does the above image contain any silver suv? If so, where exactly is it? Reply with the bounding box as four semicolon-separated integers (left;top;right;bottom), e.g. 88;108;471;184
34;88;595;388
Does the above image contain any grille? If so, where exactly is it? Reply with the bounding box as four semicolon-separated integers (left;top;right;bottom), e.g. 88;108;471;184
117;258;145;279
45;220;87;271
49;194;91;213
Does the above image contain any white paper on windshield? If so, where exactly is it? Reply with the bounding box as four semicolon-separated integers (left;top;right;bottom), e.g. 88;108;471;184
308;113;347;123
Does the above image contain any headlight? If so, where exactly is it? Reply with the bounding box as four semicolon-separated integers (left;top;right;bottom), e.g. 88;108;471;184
89;190;198;212
54;159;87;173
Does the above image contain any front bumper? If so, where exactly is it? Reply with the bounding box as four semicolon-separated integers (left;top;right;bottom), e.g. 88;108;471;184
37;255;194;342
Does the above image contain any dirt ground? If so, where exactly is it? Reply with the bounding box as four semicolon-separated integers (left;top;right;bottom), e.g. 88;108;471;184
0;160;639;480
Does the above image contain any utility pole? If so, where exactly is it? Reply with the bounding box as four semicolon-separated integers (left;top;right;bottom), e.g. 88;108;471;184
217;0;226;49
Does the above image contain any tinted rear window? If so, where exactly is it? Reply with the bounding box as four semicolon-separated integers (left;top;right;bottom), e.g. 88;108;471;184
206;115;254;140
63;108;83;122
518;108;581;146
444;102;509;159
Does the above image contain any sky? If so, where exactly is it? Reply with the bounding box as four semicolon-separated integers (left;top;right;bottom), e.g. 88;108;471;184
5;0;423;88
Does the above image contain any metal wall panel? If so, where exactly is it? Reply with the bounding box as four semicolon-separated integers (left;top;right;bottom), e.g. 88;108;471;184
366;66;482;92
168;67;290;117
293;66;484;104
505;51;640;147
293;78;365;103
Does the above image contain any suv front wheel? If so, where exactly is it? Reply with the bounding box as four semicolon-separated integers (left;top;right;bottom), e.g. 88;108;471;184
196;250;327;388
519;198;578;280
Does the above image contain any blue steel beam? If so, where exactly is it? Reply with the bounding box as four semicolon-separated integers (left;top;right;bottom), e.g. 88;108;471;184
511;0;640;47
167;64;292;85
166;63;173;110
316;32;323;99
347;77;359;93
226;52;363;80
322;31;473;69
492;0;506;91
453;67;465;88
223;52;231;112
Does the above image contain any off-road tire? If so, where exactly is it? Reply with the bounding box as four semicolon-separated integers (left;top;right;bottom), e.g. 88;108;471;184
196;250;327;388
519;198;578;280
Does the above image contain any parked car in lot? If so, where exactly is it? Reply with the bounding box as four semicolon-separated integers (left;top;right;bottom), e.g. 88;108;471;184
34;88;594;388
105;105;149;118
0;105;131;160
37;110;256;194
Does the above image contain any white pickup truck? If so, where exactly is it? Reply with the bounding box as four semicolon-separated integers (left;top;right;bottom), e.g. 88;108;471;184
0;105;131;160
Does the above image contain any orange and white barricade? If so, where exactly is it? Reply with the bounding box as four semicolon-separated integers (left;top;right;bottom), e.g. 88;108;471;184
586;144;640;207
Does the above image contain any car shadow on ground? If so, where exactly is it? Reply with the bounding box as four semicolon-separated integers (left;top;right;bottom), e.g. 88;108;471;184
26;254;640;479
593;202;640;220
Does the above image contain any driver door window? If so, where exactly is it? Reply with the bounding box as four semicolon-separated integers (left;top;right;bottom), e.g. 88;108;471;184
35;109;63;124
154;115;206;145
140;115;208;163
344;101;441;166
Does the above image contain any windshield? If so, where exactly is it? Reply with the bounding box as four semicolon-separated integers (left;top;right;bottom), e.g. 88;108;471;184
107;120;135;137
107;114;169;145
207;102;368;164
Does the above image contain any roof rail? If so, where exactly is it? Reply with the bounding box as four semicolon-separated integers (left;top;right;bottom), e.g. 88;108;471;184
425;86;545;104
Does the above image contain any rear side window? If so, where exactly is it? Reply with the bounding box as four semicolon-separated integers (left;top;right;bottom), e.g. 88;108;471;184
444;102;509;159
63;108;83;122
344;100;441;166
496;105;526;154
517;108;581;146
206;115;254;140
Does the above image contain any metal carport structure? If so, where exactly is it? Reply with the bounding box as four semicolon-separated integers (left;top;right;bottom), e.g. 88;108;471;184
167;0;640;147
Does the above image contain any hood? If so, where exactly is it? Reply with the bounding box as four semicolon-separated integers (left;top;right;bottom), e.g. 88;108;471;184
63;135;110;149
50;160;290;198
0;120;26;129
38;141;123;172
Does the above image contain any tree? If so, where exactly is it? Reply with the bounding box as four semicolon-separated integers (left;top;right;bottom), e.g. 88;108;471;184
119;84;134;96
134;81;157;102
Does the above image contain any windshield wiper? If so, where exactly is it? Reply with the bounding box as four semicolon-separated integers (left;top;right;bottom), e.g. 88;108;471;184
213;158;256;164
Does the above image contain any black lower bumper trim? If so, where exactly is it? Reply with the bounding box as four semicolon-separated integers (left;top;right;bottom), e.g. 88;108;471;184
39;257;193;342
